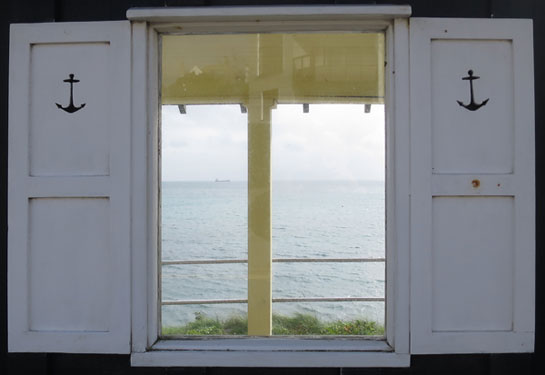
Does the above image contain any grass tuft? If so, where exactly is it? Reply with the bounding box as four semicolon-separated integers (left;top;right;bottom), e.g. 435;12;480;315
162;312;383;336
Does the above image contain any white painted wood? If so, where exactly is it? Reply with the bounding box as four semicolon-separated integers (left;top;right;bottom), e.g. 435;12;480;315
431;39;514;174
153;338;392;351
127;5;411;23
29;198;111;331
154;20;392;36
147;25;161;349
130;21;150;354
29;43;110;176
8;21;131;353
432;197;514;332
24;176;110;197
410;18;534;353
130;22;160;353
431;174;515;196
385;18;410;354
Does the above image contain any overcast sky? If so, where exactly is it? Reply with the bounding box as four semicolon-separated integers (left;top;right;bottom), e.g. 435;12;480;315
161;103;385;182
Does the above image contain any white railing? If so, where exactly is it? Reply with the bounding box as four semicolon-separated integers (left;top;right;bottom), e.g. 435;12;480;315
162;257;385;306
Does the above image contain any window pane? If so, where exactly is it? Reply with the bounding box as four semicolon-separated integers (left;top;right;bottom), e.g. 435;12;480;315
160;32;385;336
161;105;248;334
271;104;385;333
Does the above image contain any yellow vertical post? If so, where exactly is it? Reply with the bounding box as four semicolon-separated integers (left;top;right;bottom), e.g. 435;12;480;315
247;92;273;335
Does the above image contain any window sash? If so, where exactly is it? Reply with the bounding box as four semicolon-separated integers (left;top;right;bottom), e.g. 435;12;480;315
129;7;411;366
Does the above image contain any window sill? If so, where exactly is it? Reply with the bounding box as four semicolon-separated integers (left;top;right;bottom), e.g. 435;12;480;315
130;338;410;367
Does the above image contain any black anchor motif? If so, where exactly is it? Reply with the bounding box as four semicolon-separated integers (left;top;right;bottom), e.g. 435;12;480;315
457;70;489;111
56;74;86;113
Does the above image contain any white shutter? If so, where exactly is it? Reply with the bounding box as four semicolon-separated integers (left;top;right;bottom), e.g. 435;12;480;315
8;21;131;353
410;18;534;353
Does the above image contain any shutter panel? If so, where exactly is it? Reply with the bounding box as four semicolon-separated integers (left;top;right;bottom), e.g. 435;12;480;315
8;21;131;353
410;18;534;353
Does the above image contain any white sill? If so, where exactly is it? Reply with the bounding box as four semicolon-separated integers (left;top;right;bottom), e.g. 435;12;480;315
130;337;410;367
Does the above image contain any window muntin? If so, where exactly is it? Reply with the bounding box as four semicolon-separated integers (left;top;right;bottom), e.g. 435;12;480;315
160;32;385;336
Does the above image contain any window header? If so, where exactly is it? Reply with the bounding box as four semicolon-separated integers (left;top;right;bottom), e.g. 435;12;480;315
126;5;412;23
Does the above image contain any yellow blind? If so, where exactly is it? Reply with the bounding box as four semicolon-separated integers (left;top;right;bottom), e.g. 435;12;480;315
162;33;384;106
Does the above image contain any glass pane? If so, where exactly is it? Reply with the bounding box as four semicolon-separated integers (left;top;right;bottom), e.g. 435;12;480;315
271;104;385;334
160;105;247;335
161;32;385;336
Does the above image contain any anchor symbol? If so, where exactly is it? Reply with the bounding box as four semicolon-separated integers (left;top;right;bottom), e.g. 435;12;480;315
457;70;489;111
56;74;86;113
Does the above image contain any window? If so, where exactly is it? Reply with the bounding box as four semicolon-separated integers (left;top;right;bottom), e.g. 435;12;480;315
159;32;386;337
130;10;411;366
7;6;534;368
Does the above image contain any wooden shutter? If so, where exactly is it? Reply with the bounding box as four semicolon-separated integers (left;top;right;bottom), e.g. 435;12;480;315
8;21;131;353
410;18;534;353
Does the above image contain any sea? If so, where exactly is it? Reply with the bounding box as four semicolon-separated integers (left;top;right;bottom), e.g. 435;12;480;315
161;180;385;328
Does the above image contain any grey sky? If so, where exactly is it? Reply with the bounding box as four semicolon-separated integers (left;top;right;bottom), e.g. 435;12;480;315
161;103;385;181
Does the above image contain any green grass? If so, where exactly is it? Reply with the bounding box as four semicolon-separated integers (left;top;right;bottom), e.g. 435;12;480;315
162;312;384;336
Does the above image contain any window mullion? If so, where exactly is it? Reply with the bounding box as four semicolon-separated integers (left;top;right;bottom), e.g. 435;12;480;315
247;91;275;335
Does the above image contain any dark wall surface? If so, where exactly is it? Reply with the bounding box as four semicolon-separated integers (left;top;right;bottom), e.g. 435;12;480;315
1;1;543;374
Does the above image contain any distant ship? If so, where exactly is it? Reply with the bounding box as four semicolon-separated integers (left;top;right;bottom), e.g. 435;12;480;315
215;178;230;182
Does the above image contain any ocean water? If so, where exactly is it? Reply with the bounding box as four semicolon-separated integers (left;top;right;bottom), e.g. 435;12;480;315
161;180;385;328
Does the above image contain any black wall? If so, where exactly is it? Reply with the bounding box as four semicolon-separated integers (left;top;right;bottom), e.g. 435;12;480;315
1;1;543;374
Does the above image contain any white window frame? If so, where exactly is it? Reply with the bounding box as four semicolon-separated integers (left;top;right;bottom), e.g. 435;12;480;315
128;6;411;367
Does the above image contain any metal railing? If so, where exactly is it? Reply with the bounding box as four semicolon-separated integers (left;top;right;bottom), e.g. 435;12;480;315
161;257;385;306
162;257;385;266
